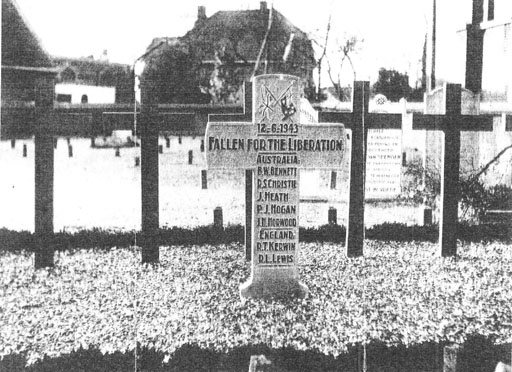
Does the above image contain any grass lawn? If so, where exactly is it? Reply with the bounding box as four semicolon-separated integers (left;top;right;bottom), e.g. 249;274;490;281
1;241;511;369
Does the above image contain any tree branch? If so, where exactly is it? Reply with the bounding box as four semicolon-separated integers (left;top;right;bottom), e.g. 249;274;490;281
316;13;332;100
469;144;512;183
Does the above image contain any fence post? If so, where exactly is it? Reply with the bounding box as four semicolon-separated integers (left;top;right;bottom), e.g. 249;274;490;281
439;84;461;257
328;207;337;225
34;77;55;269
213;207;223;228
330;170;337;189
443;344;463;372
201;169;207;189
346;81;369;257
141;82;160;264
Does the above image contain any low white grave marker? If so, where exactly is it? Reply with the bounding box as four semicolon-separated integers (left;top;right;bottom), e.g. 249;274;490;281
206;75;346;299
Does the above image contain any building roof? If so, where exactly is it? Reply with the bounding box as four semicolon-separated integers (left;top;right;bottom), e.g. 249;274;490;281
52;56;131;86
181;5;314;66
1;0;54;70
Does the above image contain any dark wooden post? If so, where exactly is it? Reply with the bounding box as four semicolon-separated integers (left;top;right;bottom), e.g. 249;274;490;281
345;81;369;257
34;78;55;269
140;83;159;264
245;169;253;261
439;84;461;257
244;81;253;262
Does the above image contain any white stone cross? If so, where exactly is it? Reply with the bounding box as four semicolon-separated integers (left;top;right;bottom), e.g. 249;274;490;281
205;74;346;299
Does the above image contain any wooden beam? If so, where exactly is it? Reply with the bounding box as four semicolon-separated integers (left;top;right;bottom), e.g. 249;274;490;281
413;114;494;131
318;112;354;129
140;110;159;263
366;113;402;129
207;113;251;123
439;84;462;257
156;113;195;132
140;83;160;264
346;81;370;257
245;169;253;262
34;79;55;269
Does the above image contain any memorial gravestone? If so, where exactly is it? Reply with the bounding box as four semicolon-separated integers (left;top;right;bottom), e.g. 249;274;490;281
206;75;346;299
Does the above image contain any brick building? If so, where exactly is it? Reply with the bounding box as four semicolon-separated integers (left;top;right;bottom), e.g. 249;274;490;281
143;2;316;104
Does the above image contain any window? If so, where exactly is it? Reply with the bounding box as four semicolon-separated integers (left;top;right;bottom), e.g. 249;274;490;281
56;94;72;103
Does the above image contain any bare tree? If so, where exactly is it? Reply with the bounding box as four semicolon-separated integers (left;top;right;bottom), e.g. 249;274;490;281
314;13;332;101
326;35;362;100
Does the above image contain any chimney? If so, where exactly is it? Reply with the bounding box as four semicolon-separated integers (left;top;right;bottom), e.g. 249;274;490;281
100;49;108;61
471;0;484;24
260;1;267;12
465;0;485;92
197;6;206;22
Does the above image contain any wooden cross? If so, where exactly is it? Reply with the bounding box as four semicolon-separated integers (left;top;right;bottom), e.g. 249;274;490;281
30;82;196;266
412;83;495;257
209;82;254;261
206;74;346;299
97;85;197;264
318;81;402;257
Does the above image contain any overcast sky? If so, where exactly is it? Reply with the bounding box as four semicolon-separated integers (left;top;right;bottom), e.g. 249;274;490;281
15;0;470;84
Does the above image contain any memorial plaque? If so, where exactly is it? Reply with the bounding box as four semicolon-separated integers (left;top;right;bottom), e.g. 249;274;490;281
365;128;402;199
206;74;346;299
